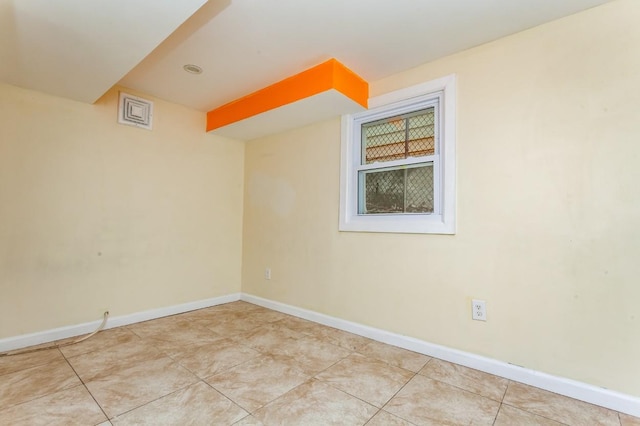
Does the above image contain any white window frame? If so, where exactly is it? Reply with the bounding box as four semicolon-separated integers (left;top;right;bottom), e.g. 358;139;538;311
339;74;456;234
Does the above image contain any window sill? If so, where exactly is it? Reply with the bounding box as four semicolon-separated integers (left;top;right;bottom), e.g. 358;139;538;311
339;213;455;235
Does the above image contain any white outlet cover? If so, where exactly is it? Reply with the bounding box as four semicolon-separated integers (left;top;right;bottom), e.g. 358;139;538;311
472;299;487;321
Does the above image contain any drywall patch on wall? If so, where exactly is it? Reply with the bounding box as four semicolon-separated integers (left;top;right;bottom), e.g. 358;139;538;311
247;171;296;217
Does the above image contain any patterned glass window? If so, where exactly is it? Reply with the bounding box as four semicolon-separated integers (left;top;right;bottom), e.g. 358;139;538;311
357;107;437;215
340;74;456;234
358;164;434;214
362;108;435;164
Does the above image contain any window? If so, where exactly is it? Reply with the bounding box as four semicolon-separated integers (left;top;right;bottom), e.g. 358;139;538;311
339;74;456;234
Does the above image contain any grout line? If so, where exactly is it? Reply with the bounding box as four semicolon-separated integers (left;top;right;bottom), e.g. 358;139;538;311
199;378;249;418
304;371;401;415
311;353;353;379
61;352;110;422
500;379;511;402
0;345;64;379
253;379;311;415
375;371;421;424
499;401;572;425
355;345;432;375
107;381;196;422
492;402;502;425
296;377;385;417
0;383;85;417
59;333;202;422
362;408;383;425
416;372;506;404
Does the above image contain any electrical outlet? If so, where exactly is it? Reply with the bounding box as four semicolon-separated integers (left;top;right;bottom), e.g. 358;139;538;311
472;299;487;321
264;268;271;280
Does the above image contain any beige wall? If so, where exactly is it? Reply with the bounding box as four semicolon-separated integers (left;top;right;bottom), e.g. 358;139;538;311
0;84;244;338
1;0;637;400
242;0;640;397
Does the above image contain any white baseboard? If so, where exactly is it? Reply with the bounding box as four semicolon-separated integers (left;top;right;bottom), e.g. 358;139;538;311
0;293;241;353
241;293;640;418
2;291;638;417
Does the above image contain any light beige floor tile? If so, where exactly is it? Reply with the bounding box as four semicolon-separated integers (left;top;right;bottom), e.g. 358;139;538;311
384;374;500;425
168;310;221;329
419;359;509;401
58;327;140;358
187;303;283;329
84;356;198;418
199;302;269;319
0;304;628;425
207;304;298;337
178;308;242;329
275;315;322;335
206;314;266;336
168;337;260;378
174;305;235;319
0;359;82;409
0;385;106;426
128;310;233;338
237;308;291;324
135;325;225;353
503;382;620;426
111;381;247;425
205;354;309;412
357;340;430;373
212;301;264;314
0;346;64;376
170;308;220;323
621;413;640;426
271;334;352;375
305;324;372;351
253;379;378;425
233;415;264;425
494;404;565;426
67;339;165;382
316;353;413;407
366;410;416;425
236;323;303;353
127;315;197;337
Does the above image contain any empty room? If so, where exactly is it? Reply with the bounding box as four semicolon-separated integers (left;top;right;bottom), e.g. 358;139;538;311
1;0;639;424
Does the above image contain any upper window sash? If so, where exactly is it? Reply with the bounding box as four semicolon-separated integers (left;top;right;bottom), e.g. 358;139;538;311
360;107;437;165
352;96;441;165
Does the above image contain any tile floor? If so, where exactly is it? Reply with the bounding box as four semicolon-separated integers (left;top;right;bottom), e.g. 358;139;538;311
0;301;638;425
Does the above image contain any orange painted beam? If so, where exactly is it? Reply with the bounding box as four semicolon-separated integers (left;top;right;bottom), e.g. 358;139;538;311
206;58;368;132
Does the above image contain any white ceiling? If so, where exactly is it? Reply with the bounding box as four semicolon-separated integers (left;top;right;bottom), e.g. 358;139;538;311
1;0;613;113
0;0;208;103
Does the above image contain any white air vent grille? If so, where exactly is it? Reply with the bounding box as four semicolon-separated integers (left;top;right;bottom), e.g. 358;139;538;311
118;92;153;130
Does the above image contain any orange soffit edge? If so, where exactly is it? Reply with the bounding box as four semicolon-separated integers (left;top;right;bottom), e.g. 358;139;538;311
206;58;369;132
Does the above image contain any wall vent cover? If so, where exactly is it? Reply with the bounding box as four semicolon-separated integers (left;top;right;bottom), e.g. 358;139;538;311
118;92;153;130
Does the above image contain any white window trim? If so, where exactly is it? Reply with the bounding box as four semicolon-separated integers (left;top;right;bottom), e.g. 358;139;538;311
339;74;456;234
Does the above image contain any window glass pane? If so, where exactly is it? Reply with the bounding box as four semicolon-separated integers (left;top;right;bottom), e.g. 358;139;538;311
362;107;435;164
358;163;434;214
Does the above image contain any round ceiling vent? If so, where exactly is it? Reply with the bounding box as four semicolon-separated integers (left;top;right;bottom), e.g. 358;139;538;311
183;64;203;74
